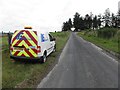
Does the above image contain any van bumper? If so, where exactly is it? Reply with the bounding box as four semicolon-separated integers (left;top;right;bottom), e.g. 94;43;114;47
10;55;41;60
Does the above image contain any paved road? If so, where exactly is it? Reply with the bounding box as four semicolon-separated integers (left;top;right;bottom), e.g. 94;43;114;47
37;32;118;88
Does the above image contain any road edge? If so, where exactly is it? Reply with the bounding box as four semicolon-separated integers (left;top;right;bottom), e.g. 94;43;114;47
78;35;120;61
36;32;71;88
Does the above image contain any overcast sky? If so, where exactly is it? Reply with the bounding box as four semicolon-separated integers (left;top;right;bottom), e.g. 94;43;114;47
0;0;119;32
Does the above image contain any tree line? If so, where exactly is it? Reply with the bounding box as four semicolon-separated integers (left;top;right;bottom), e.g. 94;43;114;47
62;8;120;31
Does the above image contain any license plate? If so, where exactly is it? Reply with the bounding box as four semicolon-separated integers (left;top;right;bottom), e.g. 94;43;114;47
14;47;24;51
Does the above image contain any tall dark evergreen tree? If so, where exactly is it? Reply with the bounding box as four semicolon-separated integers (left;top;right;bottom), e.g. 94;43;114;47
62;22;68;31
111;13;118;28
104;8;111;27
93;15;98;29
84;14;89;29
62;20;72;31
79;17;85;30
62;22;67;31
97;14;102;29
84;14;93;29
68;18;72;27
117;9;120;27
73;12;80;31
88;16;93;29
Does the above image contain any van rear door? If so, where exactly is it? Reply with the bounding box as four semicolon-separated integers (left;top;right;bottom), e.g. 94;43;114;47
10;30;38;58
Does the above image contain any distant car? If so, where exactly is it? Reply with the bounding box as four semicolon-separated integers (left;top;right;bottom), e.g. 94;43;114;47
10;27;56;63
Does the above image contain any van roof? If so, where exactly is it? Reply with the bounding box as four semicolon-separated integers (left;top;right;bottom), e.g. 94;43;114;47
15;29;49;34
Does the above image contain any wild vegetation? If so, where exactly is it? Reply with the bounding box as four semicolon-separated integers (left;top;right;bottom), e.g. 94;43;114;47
78;28;120;54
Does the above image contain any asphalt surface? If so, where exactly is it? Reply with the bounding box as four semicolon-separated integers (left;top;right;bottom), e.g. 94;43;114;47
37;32;118;88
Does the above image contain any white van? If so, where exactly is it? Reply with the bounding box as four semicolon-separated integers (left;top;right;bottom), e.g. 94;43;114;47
10;27;56;63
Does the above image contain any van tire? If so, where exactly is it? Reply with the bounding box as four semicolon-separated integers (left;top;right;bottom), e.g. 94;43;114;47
40;54;47;63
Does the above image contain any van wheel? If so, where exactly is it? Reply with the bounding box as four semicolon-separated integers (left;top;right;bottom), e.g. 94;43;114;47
40;54;47;63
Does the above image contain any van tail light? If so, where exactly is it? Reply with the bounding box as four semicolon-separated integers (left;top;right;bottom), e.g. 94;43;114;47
10;46;13;51
37;46;41;53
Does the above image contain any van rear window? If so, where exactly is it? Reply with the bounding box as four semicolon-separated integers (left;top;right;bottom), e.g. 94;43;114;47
11;30;38;46
16;32;31;40
13;30;37;41
16;32;23;40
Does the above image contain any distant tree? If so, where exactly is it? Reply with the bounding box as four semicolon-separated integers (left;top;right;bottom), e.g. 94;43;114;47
84;14;90;29
88;16;93;29
111;13;117;28
62;22;68;31
97;14;102;29
117;9;120;27
93;15;98;29
79;17;85;30
73;12;80;31
118;9;120;15
84;13;93;29
84;17;87;29
68;18;72;30
62;9;119;31
62;21;71;31
104;8;111;27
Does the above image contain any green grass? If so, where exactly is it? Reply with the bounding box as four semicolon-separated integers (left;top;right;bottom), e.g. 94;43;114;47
0;51;1;89
2;31;70;88
77;29;119;53
1;36;8;51
0;38;2;46
0;36;2;89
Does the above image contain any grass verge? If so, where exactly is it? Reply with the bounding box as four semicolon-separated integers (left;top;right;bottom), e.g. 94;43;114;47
2;31;70;88
77;29;119;54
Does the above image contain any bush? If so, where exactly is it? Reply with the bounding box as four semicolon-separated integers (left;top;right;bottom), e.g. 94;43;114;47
97;28;117;39
117;30;120;53
84;29;97;37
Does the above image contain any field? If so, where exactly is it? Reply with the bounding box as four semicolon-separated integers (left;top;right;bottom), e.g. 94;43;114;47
77;28;120;54
2;32;70;88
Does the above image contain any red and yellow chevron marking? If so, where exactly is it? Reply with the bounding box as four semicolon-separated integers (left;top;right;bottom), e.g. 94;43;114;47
11;30;38;58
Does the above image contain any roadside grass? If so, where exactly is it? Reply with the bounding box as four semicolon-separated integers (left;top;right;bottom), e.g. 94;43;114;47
2;31;70;88
0;51;2;89
77;28;119;53
1;36;8;51
0;37;1;46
